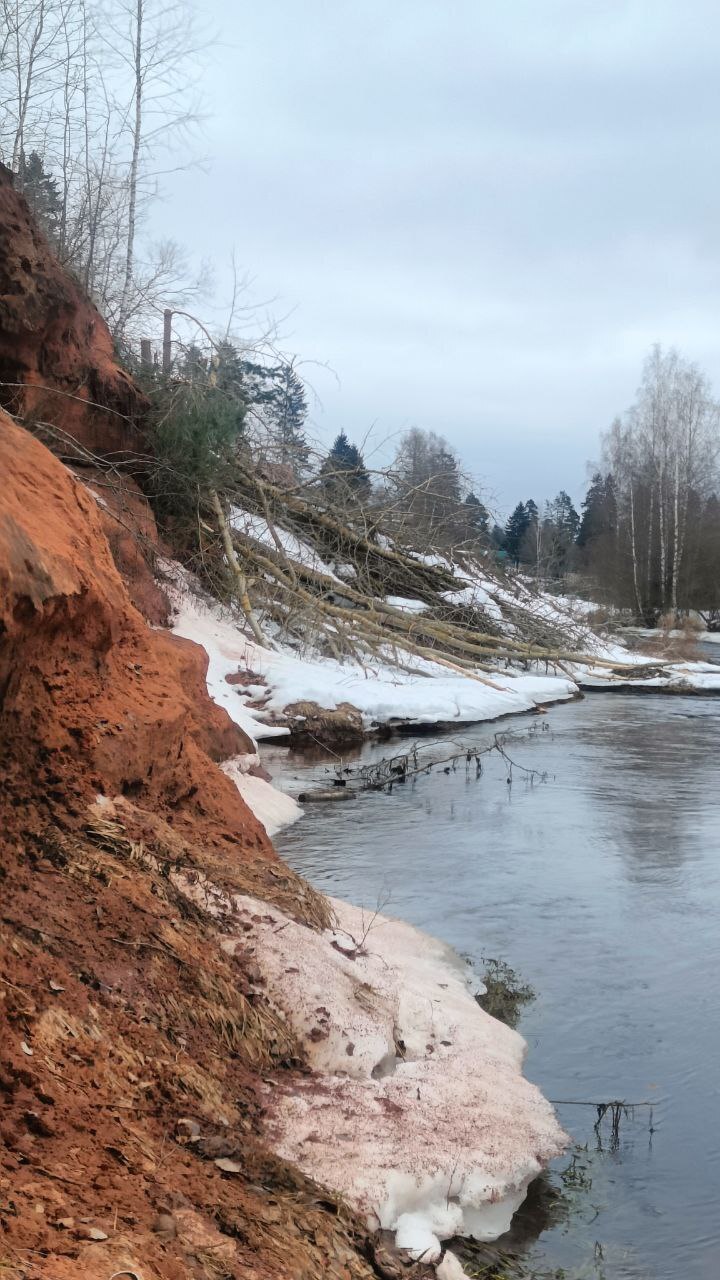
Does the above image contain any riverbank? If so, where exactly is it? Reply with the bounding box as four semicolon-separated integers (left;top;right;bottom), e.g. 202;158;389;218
179;875;567;1270
168;567;720;766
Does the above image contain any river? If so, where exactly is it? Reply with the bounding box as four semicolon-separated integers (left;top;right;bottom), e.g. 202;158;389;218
273;693;720;1279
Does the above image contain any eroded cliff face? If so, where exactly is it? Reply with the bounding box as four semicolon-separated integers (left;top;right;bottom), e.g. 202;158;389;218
0;173;385;1276
0;163;145;458
0;413;383;1280
0;416;261;845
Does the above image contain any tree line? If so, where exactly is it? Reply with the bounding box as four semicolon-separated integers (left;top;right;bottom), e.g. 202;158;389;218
586;346;720;621
501;346;720;621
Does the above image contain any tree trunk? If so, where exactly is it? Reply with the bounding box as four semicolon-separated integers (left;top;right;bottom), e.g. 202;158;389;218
658;479;667;612
670;455;681;617
117;0;143;336
629;483;643;618
210;490;267;648
645;486;654;606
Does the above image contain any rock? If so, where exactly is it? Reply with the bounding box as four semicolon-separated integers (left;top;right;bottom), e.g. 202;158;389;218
281;701;365;748
175;1117;201;1141
0;164;146;458
436;1251;467;1279
23;1111;54;1138
76;1226;109;1241
151;1212;177;1239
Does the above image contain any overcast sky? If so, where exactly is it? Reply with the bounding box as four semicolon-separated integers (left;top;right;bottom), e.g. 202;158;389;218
157;0;720;518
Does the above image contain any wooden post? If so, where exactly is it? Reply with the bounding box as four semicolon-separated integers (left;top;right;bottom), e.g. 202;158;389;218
162;309;173;373
140;338;152;371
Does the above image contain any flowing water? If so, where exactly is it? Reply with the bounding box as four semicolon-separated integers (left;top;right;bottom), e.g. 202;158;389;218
273;693;720;1279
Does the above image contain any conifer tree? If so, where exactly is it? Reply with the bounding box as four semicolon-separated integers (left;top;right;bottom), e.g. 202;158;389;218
17;151;61;241
320;431;371;501
577;473;616;547
266;362;310;474
504;502;530;562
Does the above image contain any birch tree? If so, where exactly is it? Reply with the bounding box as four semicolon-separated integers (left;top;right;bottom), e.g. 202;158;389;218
0;0;204;345
602;346;720;619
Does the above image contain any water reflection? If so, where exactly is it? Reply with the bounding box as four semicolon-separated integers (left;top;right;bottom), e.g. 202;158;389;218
275;694;720;1280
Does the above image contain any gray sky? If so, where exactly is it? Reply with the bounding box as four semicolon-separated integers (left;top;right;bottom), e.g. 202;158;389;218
157;0;720;518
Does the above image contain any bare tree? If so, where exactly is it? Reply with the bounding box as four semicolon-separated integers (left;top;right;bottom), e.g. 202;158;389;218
602;346;720;620
0;0;205;346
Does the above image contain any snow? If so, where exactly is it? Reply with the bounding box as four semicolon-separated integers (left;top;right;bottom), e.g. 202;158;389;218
436;1251;468;1279
166;569;577;747
386;595;428;614
441;582;504;623
178;883;566;1264
230;506;344;583
220;757;303;837
163;565;720;852
575;660;720;692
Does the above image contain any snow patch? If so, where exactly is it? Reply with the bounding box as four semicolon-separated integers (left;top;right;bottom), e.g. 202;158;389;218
436;1251;468;1279
230;506;344;583
220;757;303;837
195;891;567;1260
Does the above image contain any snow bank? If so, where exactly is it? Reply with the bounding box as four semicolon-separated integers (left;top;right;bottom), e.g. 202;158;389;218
574;660;720;693
166;570;577;744
220;757;303;837
204;893;567;1264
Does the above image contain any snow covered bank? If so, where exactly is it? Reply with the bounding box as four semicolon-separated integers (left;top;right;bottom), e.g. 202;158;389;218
573;659;720;694
184;883;566;1267
162;567;720;846
166;570;577;748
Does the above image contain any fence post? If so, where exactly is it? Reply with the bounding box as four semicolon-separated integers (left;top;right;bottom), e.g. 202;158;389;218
162;309;173;373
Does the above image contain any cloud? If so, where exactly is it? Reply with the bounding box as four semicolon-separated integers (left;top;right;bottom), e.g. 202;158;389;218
155;0;720;511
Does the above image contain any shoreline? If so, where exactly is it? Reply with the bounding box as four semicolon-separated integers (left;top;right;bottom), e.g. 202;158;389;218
179;870;568;1273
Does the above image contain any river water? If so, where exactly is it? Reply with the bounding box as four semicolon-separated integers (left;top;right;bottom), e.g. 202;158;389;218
274;693;720;1280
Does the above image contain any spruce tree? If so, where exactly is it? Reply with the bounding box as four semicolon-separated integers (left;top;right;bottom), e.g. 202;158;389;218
320;432;371;501
267;363;310;474
17;151;61;241
463;492;490;537
504;502;530;562
577;473;616;547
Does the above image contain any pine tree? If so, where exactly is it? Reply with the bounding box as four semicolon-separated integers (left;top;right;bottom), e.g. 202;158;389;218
181;343;209;383
543;490;581;577
213;341;245;393
519;499;540;568
577;473;616;547
551;490;580;540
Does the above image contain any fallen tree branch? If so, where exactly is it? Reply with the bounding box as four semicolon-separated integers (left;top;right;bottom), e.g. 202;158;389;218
211;489;268;648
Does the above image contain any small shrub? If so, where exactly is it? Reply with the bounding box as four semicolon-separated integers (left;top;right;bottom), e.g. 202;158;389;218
476;957;535;1029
